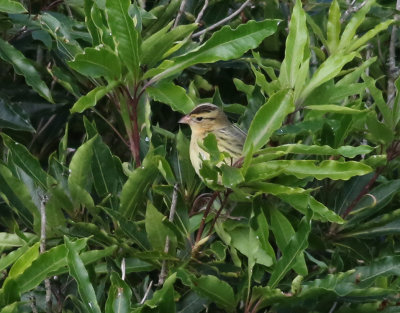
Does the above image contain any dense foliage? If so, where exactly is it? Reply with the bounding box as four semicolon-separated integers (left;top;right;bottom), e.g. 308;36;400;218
0;0;400;312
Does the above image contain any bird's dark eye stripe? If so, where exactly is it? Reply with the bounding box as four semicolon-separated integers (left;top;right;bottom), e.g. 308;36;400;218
193;117;215;121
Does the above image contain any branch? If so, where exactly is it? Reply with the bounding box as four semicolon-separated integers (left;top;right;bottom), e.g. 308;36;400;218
195;0;209;24
40;196;52;313
158;184;179;285
173;0;187;28
387;0;400;104
192;0;251;38
195;191;219;243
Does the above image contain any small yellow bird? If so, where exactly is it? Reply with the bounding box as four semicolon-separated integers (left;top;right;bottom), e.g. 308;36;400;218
179;103;247;177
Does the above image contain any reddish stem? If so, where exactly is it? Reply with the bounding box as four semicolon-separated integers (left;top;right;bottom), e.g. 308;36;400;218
195;191;219;244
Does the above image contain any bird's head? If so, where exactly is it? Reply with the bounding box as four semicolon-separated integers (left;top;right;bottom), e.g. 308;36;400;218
178;103;230;135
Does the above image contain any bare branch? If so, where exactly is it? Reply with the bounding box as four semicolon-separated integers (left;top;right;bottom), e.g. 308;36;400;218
140;280;153;304
158;184;179;285
40;196;52;313
388;1;400;104
192;0;251;38
195;0;209;24
173;0;187;28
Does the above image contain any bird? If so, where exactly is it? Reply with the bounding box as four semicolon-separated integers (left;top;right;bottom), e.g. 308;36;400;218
178;103;247;177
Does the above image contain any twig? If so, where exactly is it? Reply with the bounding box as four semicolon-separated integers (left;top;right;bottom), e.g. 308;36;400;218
173;0;187;28
329;302;338;313
121;258;126;281
195;191;219;243
158;184;179;285
140;280;153;305
340;0;366;23
192;0;252;38
92;108;130;147
40;196;52;313
387;0;400;105
207;190;232;236
195;0;209;24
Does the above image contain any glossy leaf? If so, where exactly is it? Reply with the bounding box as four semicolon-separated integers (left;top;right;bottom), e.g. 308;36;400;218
0;38;52;102
192;275;235;313
337;0;375;51
257;144;374;159
147;80;195;114
305;104;367;114
0;0;27;13
279;0;308;88
68;47;121;80
149;19;280;82
141;23;197;67
105;0;140;79
268;214;312;288
0;98;34;132
105;272;132;313
70;80;119;113
65;236;102;313
244;89;294;154
246;160;372;181
326;0;340;54
270;209;307;276
1;134;48;189
119;156;159;219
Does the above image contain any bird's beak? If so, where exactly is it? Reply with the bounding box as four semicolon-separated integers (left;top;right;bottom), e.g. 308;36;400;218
178;115;190;124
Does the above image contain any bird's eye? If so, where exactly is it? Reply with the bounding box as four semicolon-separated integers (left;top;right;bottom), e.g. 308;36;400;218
196;117;203;122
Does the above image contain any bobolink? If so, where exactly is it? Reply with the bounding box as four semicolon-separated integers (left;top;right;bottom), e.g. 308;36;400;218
179;103;246;177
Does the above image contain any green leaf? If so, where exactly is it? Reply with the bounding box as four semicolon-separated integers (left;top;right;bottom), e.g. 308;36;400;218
299;52;358;102
326;0;340;54
106;0;140;79
0;38;52;102
145;202;175;252
105;272;132;313
7;242;39;280
0;245;29;272
119;156;159;219
229;222;273;267
68;47;121;80
279;0;308;88
141;23;197;67
244;182;309;196
149;19;280;82
1;134;48;189
147;80;195;114
84;0;101;46
348;19;393;52
305;104;367;114
257;144;374;159
278;194;344;223
337;0;375;52
70;80;119;113
246;160;372;181
0;164;40;228
65;236;102;313
220;164;244;188
0;233;36;249
68;136;96;209
269;209;307;276
192;275;235;312
268;214;312;288
14;239;91;293
0;0;27;13
244;89;294;154
142;273;177;312
0;97;34;132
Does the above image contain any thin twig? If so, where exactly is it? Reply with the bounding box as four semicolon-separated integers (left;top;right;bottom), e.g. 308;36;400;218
40;196;52;313
206;190;232;236
340;0;366;23
195;191;219;243
121;258;126;281
195;0;209;24
387;0;400;105
329;302;338;313
192;0;252;38
92;108;130;147
158;184;179;285
140;280;153;305
173;0;187;28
